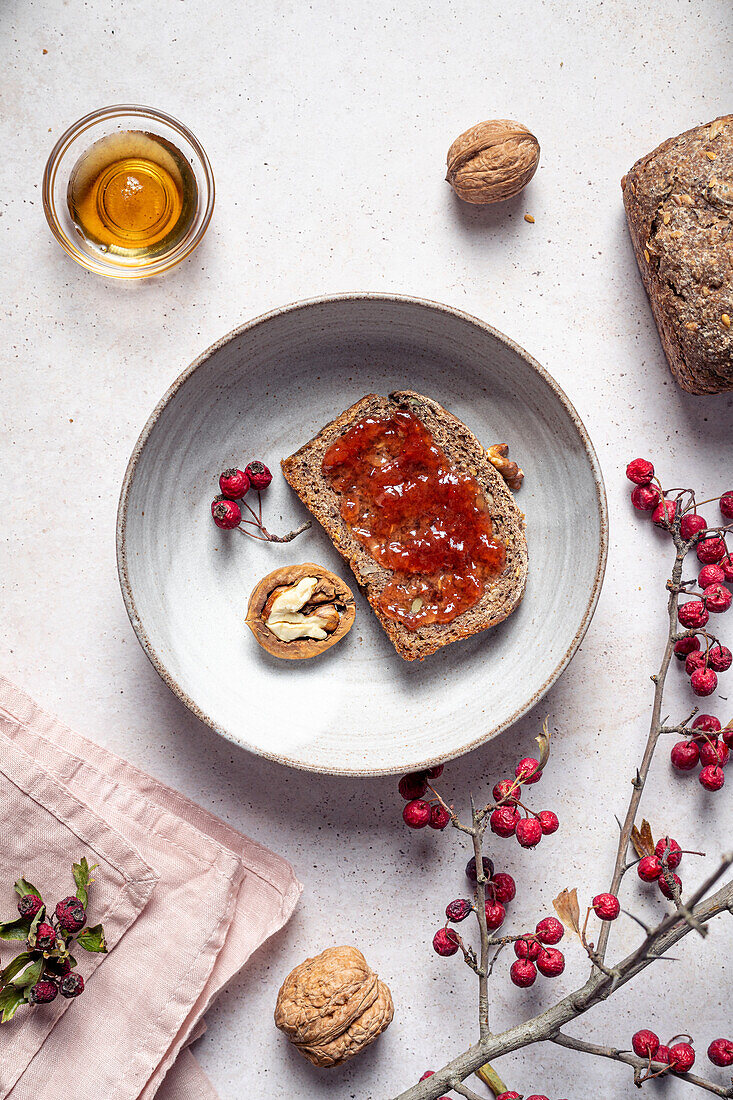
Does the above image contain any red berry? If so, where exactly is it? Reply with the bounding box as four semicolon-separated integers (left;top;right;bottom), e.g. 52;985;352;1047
536;916;564;945
631;484;661;511
681;512;708;539
432;927;459;956
678;601;709;629
637;855;662;881
446;899;473;923
592;892;621;921
35;922;56;950
55;895;86;933
670;1042;695;1073
655;1044;671;1064
692;714;722;733
419;1071;434;1080
17;894;43;919
493;779;519;804
708;1038;733;1067
516;817;543;848
720;553;733;581
429;804;451;831
491;872;516;903
29;979;58;1004
652;499;678;528
496;1094;522;1100
510;958;537;987
698;536;727;564
723;724;733;750
708;644;733;672
632;1030;660;1058
654;837;682;870
490;806;520;837
685;650;707;676
515;757;541;784
244;461;272;491
670;740;699;770
674;635;701;660
700;738;729;767
720;492;733;520
536;946;565;976
658;871;682;899
466;856;494;883
699;563;725;588
538;810;559;835
700;764;725;791
514;935;541;960
398;772;428;800
484;900;506;930
704;583;732;613
626;458;655;484
59;973;84;999
211;497;242;529
525;1095;550;1100
426;764;444;779
403;799;431;828
691;667;718;696
218;468;250;499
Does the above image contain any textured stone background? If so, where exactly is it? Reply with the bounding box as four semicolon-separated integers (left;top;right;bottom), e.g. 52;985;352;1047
1;0;732;1096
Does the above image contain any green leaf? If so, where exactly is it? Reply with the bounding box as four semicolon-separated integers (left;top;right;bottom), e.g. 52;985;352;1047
72;857;97;908
0;917;32;942
26;907;45;949
1;952;34;985
76;924;106;953
0;985;28;1023
13;957;43;990
14;877;42;901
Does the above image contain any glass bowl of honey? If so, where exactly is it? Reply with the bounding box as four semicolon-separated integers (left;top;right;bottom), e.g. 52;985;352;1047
43;104;214;278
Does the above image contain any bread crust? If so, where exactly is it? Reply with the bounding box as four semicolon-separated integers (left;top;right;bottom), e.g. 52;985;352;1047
622;115;733;395
281;391;528;660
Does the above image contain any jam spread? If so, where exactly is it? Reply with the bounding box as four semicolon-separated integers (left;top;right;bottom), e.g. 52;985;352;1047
321;408;506;629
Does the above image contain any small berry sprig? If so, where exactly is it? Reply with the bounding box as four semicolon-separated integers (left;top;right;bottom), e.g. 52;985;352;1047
0;858;106;1022
210;460;310;543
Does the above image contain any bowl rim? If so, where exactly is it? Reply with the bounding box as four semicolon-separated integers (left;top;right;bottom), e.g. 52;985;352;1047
42;103;215;279
116;292;609;776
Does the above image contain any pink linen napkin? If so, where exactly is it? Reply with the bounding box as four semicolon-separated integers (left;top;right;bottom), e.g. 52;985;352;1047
0;676;301;1100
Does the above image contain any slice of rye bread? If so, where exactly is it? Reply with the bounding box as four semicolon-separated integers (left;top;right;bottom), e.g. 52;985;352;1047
281;390;528;661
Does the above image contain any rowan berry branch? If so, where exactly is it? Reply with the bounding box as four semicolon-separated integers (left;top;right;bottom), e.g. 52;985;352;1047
549;1033;733;1097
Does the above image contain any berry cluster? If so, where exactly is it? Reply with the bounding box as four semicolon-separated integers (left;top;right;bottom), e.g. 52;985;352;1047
435;857;518;955
670;713;731;792
631;1029;696;1076
0;859;106;1022
509;916;565;988
489;760;559;850
398;766;450;831
210;461;309;543
636;835;689;899
627;460;733;702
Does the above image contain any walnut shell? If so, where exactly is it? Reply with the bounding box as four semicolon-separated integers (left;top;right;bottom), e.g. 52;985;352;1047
446;119;540;204
274;946;394;1067
246;563;355;660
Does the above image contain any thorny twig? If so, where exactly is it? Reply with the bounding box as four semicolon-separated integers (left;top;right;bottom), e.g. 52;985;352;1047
393;503;733;1100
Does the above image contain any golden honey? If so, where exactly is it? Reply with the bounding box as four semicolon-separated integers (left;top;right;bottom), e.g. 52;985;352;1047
67;130;197;258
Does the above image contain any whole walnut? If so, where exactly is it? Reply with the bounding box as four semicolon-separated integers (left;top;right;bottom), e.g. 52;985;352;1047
446;119;540;204
274;945;394;1067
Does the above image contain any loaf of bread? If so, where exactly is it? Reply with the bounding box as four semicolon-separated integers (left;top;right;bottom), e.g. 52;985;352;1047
281;391;528;661
622;115;733;395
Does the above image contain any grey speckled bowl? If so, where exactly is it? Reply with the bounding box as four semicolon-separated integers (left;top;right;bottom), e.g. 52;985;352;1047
117;294;608;775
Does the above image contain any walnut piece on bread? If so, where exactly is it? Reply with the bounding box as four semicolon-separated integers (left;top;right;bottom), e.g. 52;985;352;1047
246;563;355;659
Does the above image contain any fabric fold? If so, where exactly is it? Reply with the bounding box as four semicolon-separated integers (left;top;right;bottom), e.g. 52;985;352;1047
0;676;301;1100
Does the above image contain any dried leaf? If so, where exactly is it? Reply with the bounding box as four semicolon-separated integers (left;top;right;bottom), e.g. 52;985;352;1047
631;819;655;859
553;887;581;938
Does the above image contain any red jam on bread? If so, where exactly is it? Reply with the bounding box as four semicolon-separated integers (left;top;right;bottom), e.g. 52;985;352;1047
321;409;505;628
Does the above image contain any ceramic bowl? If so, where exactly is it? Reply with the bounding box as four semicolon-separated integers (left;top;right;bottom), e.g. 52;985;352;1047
117;294;607;775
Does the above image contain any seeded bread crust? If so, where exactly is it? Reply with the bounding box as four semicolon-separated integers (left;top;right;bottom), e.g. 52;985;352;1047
622;115;733;395
281;391;528;661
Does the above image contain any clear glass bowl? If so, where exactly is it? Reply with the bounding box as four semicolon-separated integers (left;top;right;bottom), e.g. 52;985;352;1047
42;104;215;279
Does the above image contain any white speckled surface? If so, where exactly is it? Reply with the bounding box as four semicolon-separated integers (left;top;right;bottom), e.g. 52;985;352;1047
1;1;732;1097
